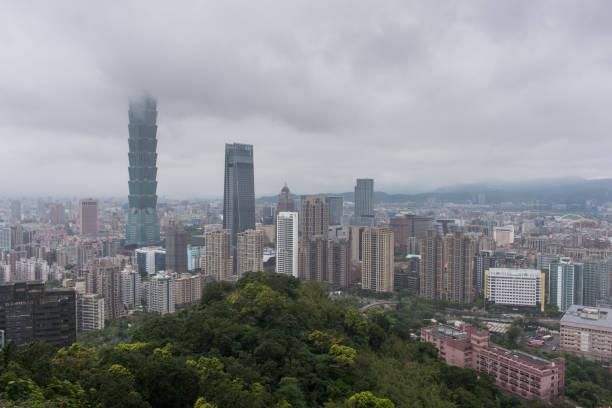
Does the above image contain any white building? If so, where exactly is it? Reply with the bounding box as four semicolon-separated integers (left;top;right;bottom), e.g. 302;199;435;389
15;258;49;282
135;247;166;276
493;226;514;247
121;266;142;309
0;224;11;251
276;212;298;277
78;293;105;332
175;273;203;306
485;268;545;311
147;272;176;315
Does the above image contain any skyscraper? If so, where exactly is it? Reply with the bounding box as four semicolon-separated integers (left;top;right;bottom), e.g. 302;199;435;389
127;95;160;246
444;232;477;304
277;184;295;213
49;203;65;225
353;178;374;226
223;143;255;246
361;227;394;292
10;200;21;224
79;198;99;236
276;212;298;277
419;230;444;300
326;196;343;225
549;260;583;313
165;220;188;274
121;266;142;309
299;195;329;241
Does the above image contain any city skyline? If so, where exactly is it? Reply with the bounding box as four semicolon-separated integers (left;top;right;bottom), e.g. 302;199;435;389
3;2;612;196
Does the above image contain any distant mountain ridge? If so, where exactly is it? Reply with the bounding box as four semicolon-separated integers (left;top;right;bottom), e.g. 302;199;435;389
257;178;612;205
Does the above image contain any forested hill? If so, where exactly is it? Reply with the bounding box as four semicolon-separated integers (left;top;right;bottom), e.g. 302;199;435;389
1;272;533;407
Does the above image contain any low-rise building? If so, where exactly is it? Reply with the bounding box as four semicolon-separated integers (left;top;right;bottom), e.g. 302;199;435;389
421;324;565;402
560;305;612;362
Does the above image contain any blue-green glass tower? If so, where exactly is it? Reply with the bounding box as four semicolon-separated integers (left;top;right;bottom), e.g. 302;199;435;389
126;95;160;246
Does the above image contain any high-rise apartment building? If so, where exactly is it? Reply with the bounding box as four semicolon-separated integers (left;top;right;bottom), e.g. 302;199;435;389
353;179;374;226
175;273;203;306
90;260;124;321
121;266;142;309
165;220;188;274
475;250;495;295
0;224;11;252
223;143;255;245
549;259;583;313
276;212;298;277
361;227;394;292
126;95;160;246
79;198;98;236
326;196;343;226
327;238;351;288
445;232;477;304
147;272;175;315
299;235;328;282
49;203;65;225
0;282;76;347
420;230;445;300
300;195;329;241
236;229;264;276
203;230;233;281
582;261;610;307
77;293;105;332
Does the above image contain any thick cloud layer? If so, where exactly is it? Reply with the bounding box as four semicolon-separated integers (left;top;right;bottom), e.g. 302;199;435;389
1;1;611;197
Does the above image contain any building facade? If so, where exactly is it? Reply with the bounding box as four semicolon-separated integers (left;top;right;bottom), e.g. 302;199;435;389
223;143;255;246
421;324;565;402
353;178;374;226
326;196;343;226
485;268;545;311
147;272;175;315
79;198;98;236
78;293;105;332
135;247;166;275
236;229;264;277
126;95;160;246
361;227;394;292
276;212;298;277
560;305;612;362
165;220;188;274
203;230;233;281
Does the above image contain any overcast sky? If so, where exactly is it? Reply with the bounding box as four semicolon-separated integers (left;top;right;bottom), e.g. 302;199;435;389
1;1;611;198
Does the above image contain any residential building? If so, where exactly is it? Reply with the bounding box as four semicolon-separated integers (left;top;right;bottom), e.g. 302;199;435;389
147;272;175;314
493;226;515;247
582;261;610;307
78;293;105;332
560;305;612;362
361;227;394;292
485;268;545;311
0;224;10;252
353;178;374;226
419;230;445;300
277;183;295;213
10;200;21;224
276;212;298;277
475;250;495;295
202;230;232;281
300;195;329;241
421;324;565;402
126;95;160;246
49;203;65;225
223;143;255;246
549;259;583;313
79;198;98;236
327;238;351;288
236;229;264;277
444;232;476;304
175;273;203;306
121;266;142;308
90;260;124;320
0;282;76;347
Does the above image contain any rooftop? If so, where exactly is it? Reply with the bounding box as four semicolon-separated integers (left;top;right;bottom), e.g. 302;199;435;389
489;268;541;278
561;305;612;329
488;345;557;368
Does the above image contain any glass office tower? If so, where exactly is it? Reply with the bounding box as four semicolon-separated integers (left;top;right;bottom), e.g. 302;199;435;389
223;143;255;246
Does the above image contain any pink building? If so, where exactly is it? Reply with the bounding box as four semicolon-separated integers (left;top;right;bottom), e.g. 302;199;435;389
421;324;564;402
79;198;99;237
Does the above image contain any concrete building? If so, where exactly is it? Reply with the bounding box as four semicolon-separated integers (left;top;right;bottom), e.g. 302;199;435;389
90;260;124;321
327;238;351;288
223;143;255;246
135;247;166;275
326;196;343;226
493;226;514;247
0;282;76;347
0;224;10;252
236;229;264;277
582;261;610;307
475;250;495;295
147;272;175;315
126;95;160;246
444;232;477;304
165;220;189;274
49;203;65;225
78;293;105;332
419;230;445;300
202;230;232;281
10;200;21;224
300;195;329;241
277;184;295;213
175;273;203;306
121;266;142;309
353;178;374;226
276;212;298;277
421;324;565;402
485;268;545;311
79;198;98;236
560;305;612;362
549;259;583;313
361;227;394;292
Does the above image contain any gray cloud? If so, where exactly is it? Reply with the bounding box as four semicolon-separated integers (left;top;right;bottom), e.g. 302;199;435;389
1;0;612;197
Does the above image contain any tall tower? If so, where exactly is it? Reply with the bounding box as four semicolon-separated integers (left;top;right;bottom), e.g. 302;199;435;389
353;178;374;226
165;220;188;274
127;95;160;246
79;198;99;237
361;227;394;292
276;212;299;277
223;143;255;246
277;184;295;213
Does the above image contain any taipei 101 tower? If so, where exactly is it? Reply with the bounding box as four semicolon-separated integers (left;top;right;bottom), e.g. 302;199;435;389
126;95;160;246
